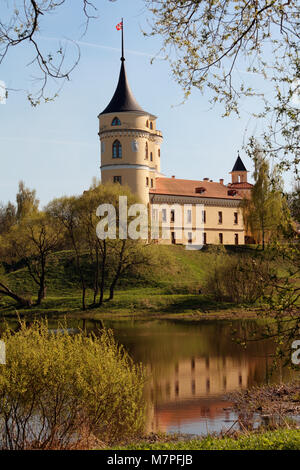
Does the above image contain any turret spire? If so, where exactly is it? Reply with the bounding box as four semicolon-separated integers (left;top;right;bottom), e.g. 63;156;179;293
100;19;148;115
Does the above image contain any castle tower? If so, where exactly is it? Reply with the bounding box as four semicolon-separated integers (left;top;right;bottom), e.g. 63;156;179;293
98;24;163;205
230;153;248;183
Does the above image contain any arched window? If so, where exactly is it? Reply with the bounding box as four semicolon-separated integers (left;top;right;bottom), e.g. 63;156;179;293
113;140;122;158
145;142;148;159
150;122;153;130
111;117;121;126
146;120;149;128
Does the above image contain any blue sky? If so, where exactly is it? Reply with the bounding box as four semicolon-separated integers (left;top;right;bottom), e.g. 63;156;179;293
0;0;294;207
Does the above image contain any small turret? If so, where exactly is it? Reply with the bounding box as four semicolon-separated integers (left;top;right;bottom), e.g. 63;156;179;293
230;153;248;183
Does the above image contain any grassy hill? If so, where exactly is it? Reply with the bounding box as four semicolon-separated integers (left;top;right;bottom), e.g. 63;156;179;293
0;244;289;319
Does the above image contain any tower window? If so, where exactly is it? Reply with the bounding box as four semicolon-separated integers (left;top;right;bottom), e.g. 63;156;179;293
113;140;122;158
146;177;149;187
234;212;238;224
235;233;239;245
150;152;153;161
146;120;149;127
171;210;175;222
158;149;161;157
202;210;206;223
218;211;223;224
113;176;122;184
111;117;121;126
219;233;223;244
150;122;153;130
145;142;149;159
151;179;154;188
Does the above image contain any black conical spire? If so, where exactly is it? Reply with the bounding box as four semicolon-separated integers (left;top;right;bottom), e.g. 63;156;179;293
232;153;247;172
100;19;146;115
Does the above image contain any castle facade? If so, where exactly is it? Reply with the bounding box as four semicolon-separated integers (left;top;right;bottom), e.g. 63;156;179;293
98;49;253;246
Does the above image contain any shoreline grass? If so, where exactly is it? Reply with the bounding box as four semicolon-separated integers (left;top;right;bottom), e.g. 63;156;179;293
111;428;300;450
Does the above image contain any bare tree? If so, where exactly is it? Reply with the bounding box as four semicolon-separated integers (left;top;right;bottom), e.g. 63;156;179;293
0;1;106;104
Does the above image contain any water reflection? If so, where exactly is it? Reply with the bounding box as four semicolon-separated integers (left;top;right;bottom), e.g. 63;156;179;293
1;318;298;436
100;319;297;435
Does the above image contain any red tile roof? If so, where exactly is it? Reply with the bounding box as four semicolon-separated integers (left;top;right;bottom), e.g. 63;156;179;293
150;177;243;200
228;182;253;189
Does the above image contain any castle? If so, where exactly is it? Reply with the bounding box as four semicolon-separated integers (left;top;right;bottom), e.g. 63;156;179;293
98;39;253;246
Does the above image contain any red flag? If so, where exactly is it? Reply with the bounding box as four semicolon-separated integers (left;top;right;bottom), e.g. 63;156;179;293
116;22;123;31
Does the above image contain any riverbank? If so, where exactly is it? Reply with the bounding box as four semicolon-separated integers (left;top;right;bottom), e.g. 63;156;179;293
0;286;264;321
111;428;300;450
228;381;300;417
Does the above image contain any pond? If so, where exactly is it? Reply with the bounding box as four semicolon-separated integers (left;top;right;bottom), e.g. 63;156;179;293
90;318;298;436
2;317;299;436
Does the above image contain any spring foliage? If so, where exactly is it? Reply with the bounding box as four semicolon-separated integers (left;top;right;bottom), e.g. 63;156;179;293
0;320;146;449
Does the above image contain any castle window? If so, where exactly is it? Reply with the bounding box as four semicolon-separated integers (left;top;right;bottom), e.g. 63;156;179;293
171;210;175;222
151;179;154;188
202;210;206;224
234;212;238;224
145;142;148;159
219;233;223;244
203;232;207;245
187;209;192;224
158;149;160;157
162;209;167;222
146;120;149;127
218;211;223;224
111;117;121;126
146;177;149;187
113;176;122;184
235;233;239;245
150;152;153;161
188;232;193;244
113;140;122;158
150;121;153;130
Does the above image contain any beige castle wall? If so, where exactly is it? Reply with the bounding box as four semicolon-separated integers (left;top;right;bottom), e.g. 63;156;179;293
99;111;163;204
151;202;245;245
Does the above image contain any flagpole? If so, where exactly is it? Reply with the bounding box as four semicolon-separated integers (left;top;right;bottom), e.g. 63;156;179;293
121;18;125;62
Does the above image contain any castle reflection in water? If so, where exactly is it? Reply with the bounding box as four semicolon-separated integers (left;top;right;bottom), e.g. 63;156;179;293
146;353;269;433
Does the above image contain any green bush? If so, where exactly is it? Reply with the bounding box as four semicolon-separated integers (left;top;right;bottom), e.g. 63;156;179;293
0;320;146;449
204;253;273;304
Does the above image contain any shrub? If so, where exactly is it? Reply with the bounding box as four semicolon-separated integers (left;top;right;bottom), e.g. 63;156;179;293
204;254;273;304
0;320;146;449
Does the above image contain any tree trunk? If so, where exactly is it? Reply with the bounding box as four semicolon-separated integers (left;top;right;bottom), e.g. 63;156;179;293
0;282;31;307
108;241;125;301
92;245;99;305
99;241;106;306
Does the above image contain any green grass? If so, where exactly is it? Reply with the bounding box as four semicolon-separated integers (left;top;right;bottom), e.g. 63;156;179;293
0;244;296;320
114;429;300;450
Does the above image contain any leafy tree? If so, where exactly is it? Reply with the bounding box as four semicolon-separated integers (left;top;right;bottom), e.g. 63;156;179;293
0;202;16;235
16;181;39;221
242;145;292;249
145;0;300;171
4;212;63;305
286;181;300;224
46;195;88;309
